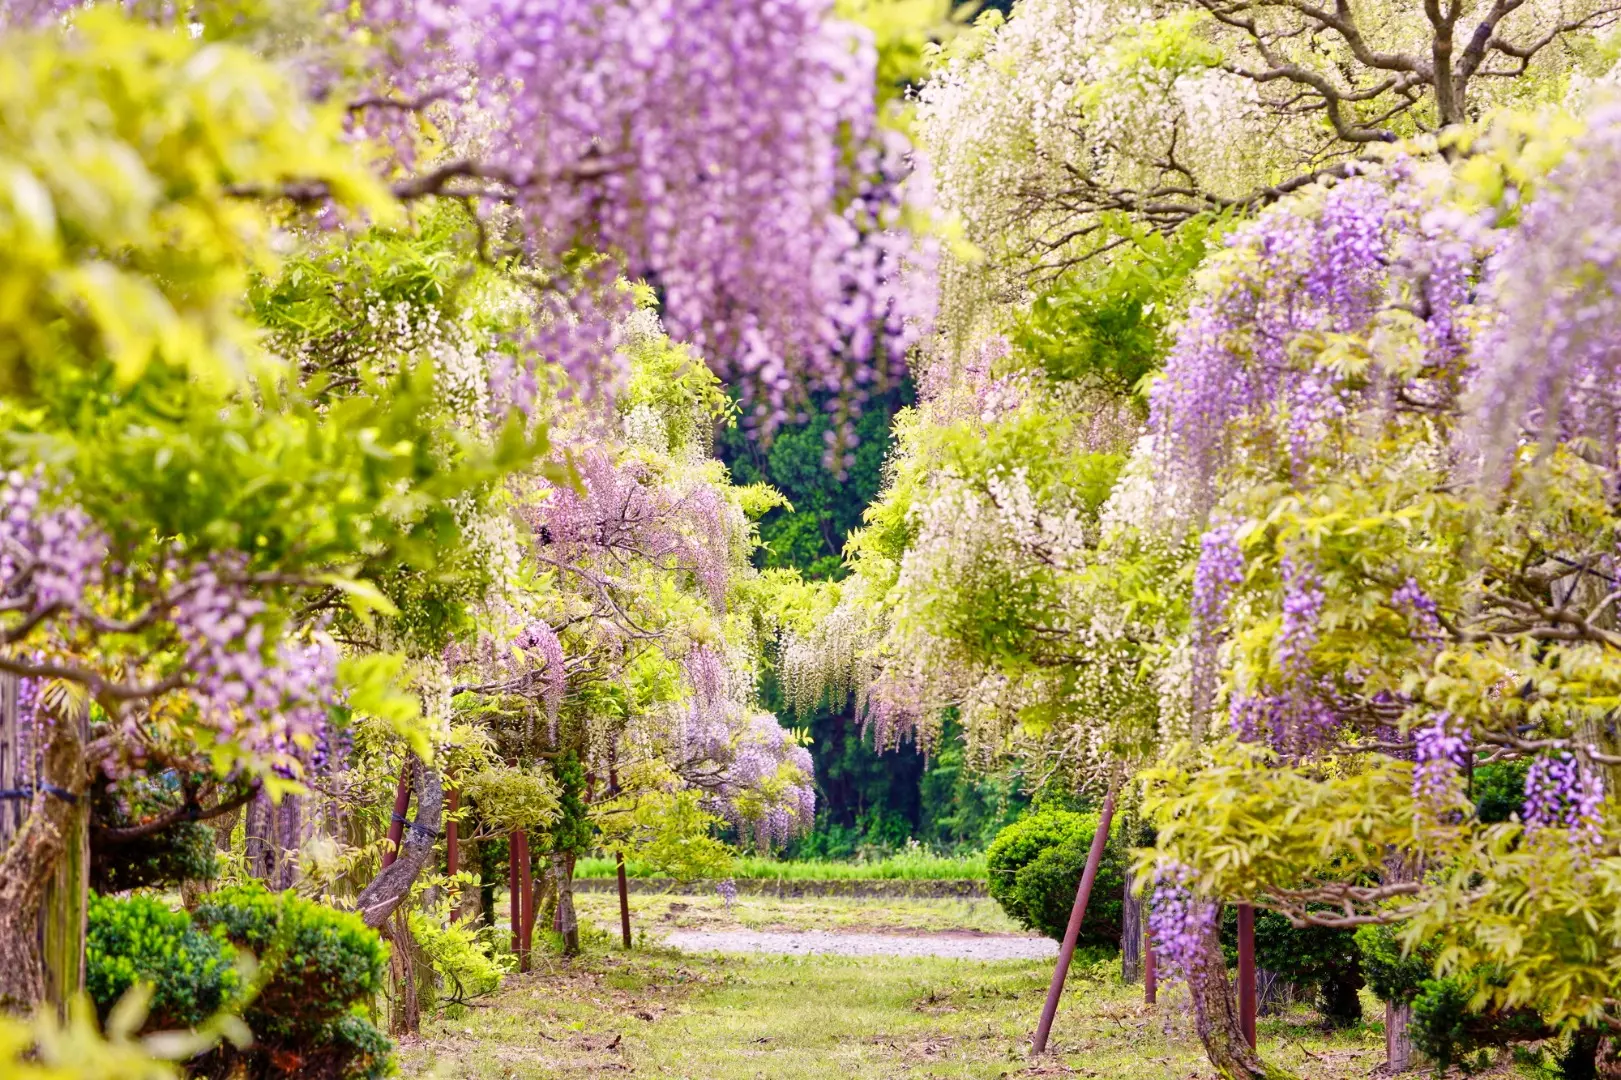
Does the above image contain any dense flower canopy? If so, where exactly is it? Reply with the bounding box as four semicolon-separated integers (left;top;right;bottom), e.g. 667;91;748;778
358;0;936;439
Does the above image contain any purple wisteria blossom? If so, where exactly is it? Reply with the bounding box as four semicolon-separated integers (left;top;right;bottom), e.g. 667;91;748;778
1147;863;1215;984
1190;522;1244;721
1;469;104;616
1151;172;1480;513
1412;712;1469;816
174;559;340;765
357;0;937;442
1390;577;1445;649
1523;752;1605;856
1465;99;1621;490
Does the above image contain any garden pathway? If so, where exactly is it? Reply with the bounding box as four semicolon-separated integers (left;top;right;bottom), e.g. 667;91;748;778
661;927;1059;960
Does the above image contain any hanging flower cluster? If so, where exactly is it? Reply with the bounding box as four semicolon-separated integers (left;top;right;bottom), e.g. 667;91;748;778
359;0;936;438
1146;862;1216;984
1150;170;1482;514
1522;752;1606;856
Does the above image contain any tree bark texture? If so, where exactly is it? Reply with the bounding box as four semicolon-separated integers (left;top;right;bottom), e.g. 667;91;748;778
1186;917;1298;1080
1384;1002;1414;1075
553;853;579;956
1121;885;1143;983
0;695;89;1013
272;792;302;890
354;756;442;930
385;908;420;1036
244;790;274;882
1381;851;1419;1073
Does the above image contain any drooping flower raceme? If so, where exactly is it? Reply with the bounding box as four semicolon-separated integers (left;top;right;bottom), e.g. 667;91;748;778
1465;98;1621;489
1189;521;1243;719
1147;862;1216;983
1412;712;1470;818
1523;752;1606;857
1151;169;1483;515
360;0;936;436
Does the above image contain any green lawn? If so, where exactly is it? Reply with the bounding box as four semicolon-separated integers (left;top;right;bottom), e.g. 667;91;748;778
401;894;1544;1080
400;946;1421;1079
574;850;987;882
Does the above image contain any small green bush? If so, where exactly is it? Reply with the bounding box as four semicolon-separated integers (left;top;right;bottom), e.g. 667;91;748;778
89;773;220;892
89;820;219;893
86;893;240;1030
1410;977;1549;1074
985;810;1124;946
1357;924;1553;1074
1354;923;1437;1005
194;882;387;1039
1222;908;1364;1025
322;1011;394;1080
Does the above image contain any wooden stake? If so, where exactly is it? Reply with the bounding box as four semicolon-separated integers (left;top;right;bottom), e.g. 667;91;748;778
381;767;411;869
1144;935;1157;1005
1030;784;1118;1056
616;850;632;948
1237;903;1257;1048
516;830;534;972
608;763;631;948
508;830;521;960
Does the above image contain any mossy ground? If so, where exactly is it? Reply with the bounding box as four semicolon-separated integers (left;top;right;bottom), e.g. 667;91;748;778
402;895;1552;1080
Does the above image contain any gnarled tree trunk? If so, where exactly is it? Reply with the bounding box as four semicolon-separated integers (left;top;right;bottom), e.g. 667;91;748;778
0;694;89;1013
244;789;275;882
1384;1003;1413;1074
384;907;421;1036
1186;917;1298;1080
354;756;443;930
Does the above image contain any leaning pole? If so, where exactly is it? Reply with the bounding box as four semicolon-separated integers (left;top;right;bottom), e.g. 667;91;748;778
1030;780;1120;1056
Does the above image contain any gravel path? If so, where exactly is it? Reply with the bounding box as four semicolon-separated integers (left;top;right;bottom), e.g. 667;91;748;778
661;928;1059;960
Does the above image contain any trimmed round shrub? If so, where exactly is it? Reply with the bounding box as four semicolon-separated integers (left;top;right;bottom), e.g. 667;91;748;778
86;893;241;1030
1410;977;1549;1073
986;809;1125;947
194;882;387;1040
324;1011;394;1080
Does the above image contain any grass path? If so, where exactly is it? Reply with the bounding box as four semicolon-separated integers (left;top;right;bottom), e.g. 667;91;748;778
401;895;1536;1080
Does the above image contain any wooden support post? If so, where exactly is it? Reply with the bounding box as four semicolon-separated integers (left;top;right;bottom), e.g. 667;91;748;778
1144;935;1157;1005
616;851;632;948
1031;784;1118;1056
608;763;631;948
516;830;534;971
382;767;411;869
1237;903;1257;1049
508;831;520;959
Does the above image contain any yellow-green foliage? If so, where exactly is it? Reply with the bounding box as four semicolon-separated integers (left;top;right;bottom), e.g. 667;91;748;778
0;7;390;394
408;910;508;999
459;764;562;836
0;989;248;1080
595;765;735;883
